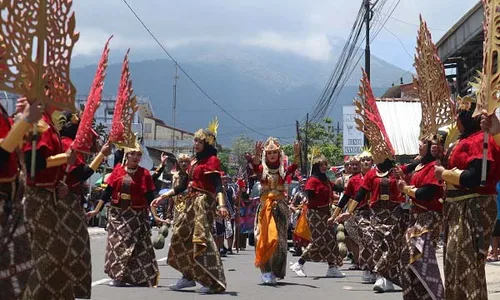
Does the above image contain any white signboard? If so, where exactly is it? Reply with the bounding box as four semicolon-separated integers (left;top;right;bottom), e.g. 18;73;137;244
343;106;364;155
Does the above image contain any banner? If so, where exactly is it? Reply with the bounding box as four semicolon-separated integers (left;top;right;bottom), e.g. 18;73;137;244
343;106;364;155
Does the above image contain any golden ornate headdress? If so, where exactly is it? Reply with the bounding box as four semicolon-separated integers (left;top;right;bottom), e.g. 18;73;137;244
194;117;219;146
177;153;191;162
440;124;459;149
51;110;80;132
264;137;281;151
358;146;373;160
354;70;395;165
309;145;327;165
457;95;477;112
123;132;142;154
414;15;455;141
260;136;285;179
438;80;479;148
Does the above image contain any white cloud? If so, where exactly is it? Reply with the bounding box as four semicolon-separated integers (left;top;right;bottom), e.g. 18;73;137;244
163;36;235;49
242;32;332;61
73;28;155;57
70;0;480;67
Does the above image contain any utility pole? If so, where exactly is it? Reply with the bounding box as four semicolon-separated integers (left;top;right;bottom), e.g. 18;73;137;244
336;121;341;147
365;0;371;81
172;63;179;154
295;120;305;176
305;113;309;174
364;0;371;146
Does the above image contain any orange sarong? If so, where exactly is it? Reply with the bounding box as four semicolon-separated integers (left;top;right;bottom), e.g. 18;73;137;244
255;193;281;267
294;205;312;242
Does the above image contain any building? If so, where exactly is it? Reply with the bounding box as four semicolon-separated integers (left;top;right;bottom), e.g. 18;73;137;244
436;1;483;96
75;94;146;136
380;81;419;99
1;91;193;170
142;116;194;156
75;94;194;167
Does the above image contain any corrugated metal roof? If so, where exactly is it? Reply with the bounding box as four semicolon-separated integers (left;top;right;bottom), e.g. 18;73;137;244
376;100;421;155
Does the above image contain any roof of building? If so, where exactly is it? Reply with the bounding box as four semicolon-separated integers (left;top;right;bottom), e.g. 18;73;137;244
145;116;194;136
143;139;193;149
138;102;154;118
381;82;418;98
376;99;421;156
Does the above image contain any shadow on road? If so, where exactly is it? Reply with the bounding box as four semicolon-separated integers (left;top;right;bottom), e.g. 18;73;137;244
258;282;317;289
161;289;239;296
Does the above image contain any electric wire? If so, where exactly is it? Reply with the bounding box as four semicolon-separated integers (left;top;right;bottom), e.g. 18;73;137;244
121;0;270;137
310;0;403;120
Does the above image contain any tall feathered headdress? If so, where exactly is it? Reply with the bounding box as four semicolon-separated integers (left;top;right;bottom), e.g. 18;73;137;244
109;49;138;149
414;15;455;141
72;36;112;153
308;145;327;175
123;132;142;154
354;69;395;164
194;117;219;146
358;146;373;160
309;145;326;165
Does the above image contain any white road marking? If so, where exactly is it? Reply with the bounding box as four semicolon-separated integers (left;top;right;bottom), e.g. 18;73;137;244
91;256;168;287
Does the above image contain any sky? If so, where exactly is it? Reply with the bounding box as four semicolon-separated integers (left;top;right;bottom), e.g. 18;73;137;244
72;0;480;71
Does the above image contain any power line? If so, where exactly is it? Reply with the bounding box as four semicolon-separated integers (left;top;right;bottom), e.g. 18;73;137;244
389;16;445;31
121;0;269;137
218;123;295;137
309;0;367;122
310;0;393;121
313;0;403;119
325;0;406;117
178;106;311;113
382;25;413;60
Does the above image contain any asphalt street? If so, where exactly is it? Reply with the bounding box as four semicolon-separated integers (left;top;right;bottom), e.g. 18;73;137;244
87;228;403;300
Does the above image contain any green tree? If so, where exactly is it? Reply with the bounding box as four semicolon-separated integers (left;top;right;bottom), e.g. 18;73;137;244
231;135;254;172
282;144;294;158
93;122;108;141
218;148;230;175
300;117;343;167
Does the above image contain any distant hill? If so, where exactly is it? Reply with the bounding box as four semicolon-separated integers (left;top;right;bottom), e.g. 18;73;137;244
70;41;410;145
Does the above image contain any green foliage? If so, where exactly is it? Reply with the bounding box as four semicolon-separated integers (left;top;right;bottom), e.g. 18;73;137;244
217;135;255;177
231;135;254;167
300;117;343;167
218;149;230;174
93;122;108;141
282;144;294;158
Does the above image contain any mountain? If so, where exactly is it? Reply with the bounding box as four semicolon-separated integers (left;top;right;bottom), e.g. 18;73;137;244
70;41;411;146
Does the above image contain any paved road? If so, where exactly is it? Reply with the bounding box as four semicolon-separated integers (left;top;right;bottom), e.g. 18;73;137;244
87;228;404;300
